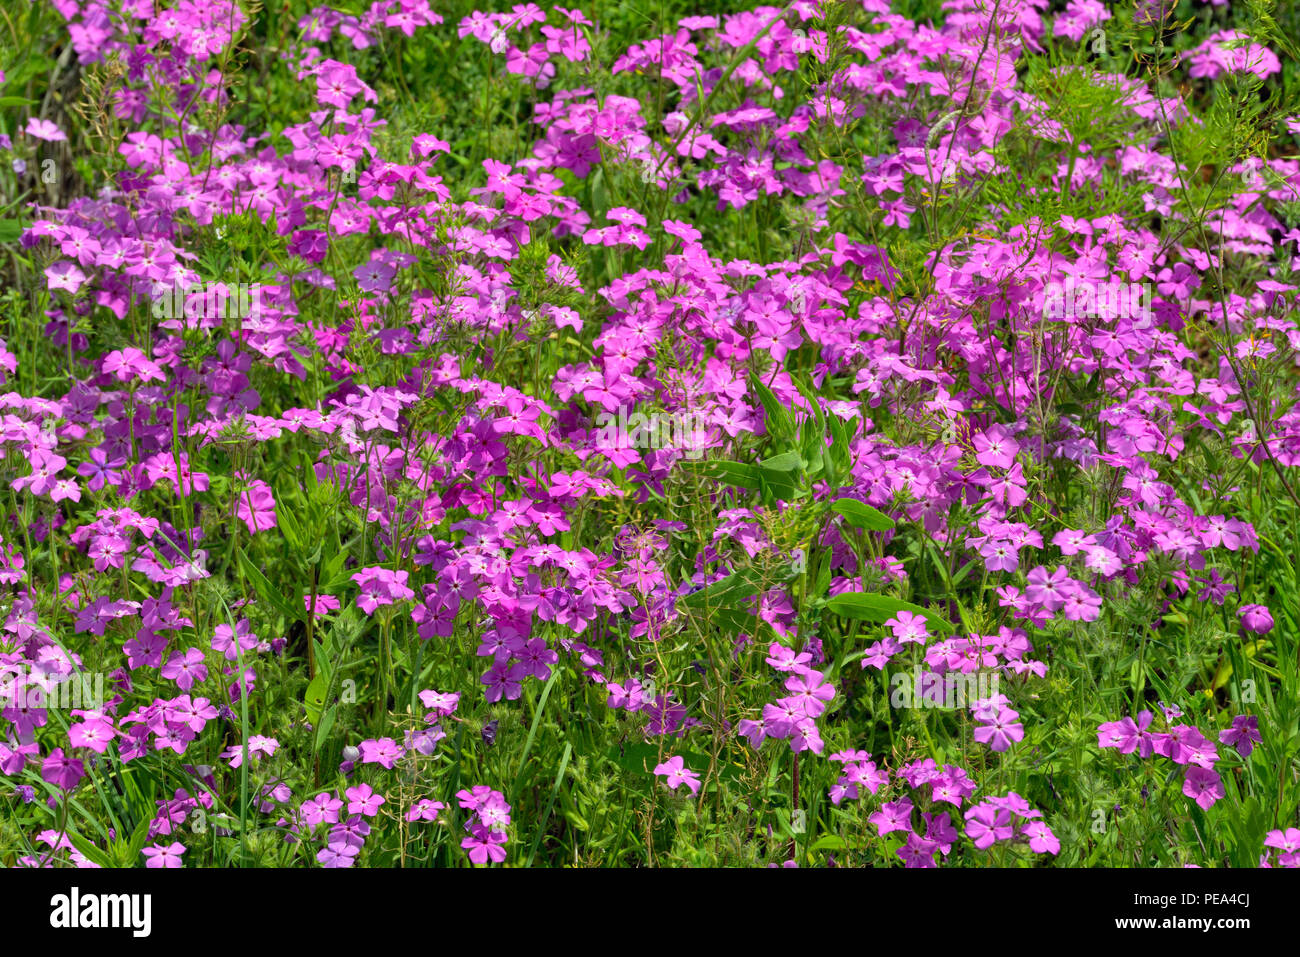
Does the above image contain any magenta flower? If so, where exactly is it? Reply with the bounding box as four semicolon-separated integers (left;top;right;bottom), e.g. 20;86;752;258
972;424;1020;469
653;755;701;795
1022;821;1060;854
885;610;929;644
301;792;344;828
352;567;415;614
161;648;208;691
1183;766;1225;810
44;261;87;294
869;799;914;836
5;743;42;777
972;705;1025;752
896;832;940;868
315;59;372;108
359;737;406;769
766;642;813;672
859;636;900;670
101;346;165;383
317;843;360;868
212;619;260;662
41;748;84;790
1097;710;1154;755
305;593;341;617
417;689;461;716
236;479;277;534
142;842;186;868
221;733;277;768
964;803;1015;850
353;259;396;293
345;783;386;817
481;661;528;703
248;735;279;759
1219;715;1261;757
76;447;127;492
782;669;835;717
461;827;508;864
24;118;67;141
1024;565;1071;612
68;719;116;754
1264;828;1300;867
405;799;446;823
1238;603;1274;634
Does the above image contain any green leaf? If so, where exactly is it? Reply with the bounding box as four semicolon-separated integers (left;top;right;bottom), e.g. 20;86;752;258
237;548;305;623
510;669;560;806
275;490;306;550
809;835;847;852
830;497;895;532
758;467;802;504
750;374;794;443
0;220;24;243
525;742;572;867
773;808;799;840
607;740;734;782
304;672;328;727
114;813;155;867
792;374;826;432
314;703;337;752
826;414;852;484
800;427;825;478
824;592;955;635
680;569;761;609
759;450;803;472
814;548;832;596
321;547;354;590
702;606;763;638
680;459;762;491
312;637;334;683
590;166;608;213
64;830;113;868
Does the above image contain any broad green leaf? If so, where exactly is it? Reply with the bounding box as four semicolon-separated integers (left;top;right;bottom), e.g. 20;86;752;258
809;835;847;852
304;672;328;727
824;592;955;635
831;497;895;532
680;569;761;609
759;450;803;472
758;467;801;503
681;459;762;491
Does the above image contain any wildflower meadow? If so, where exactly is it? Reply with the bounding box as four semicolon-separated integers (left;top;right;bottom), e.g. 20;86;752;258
0;0;1299;889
